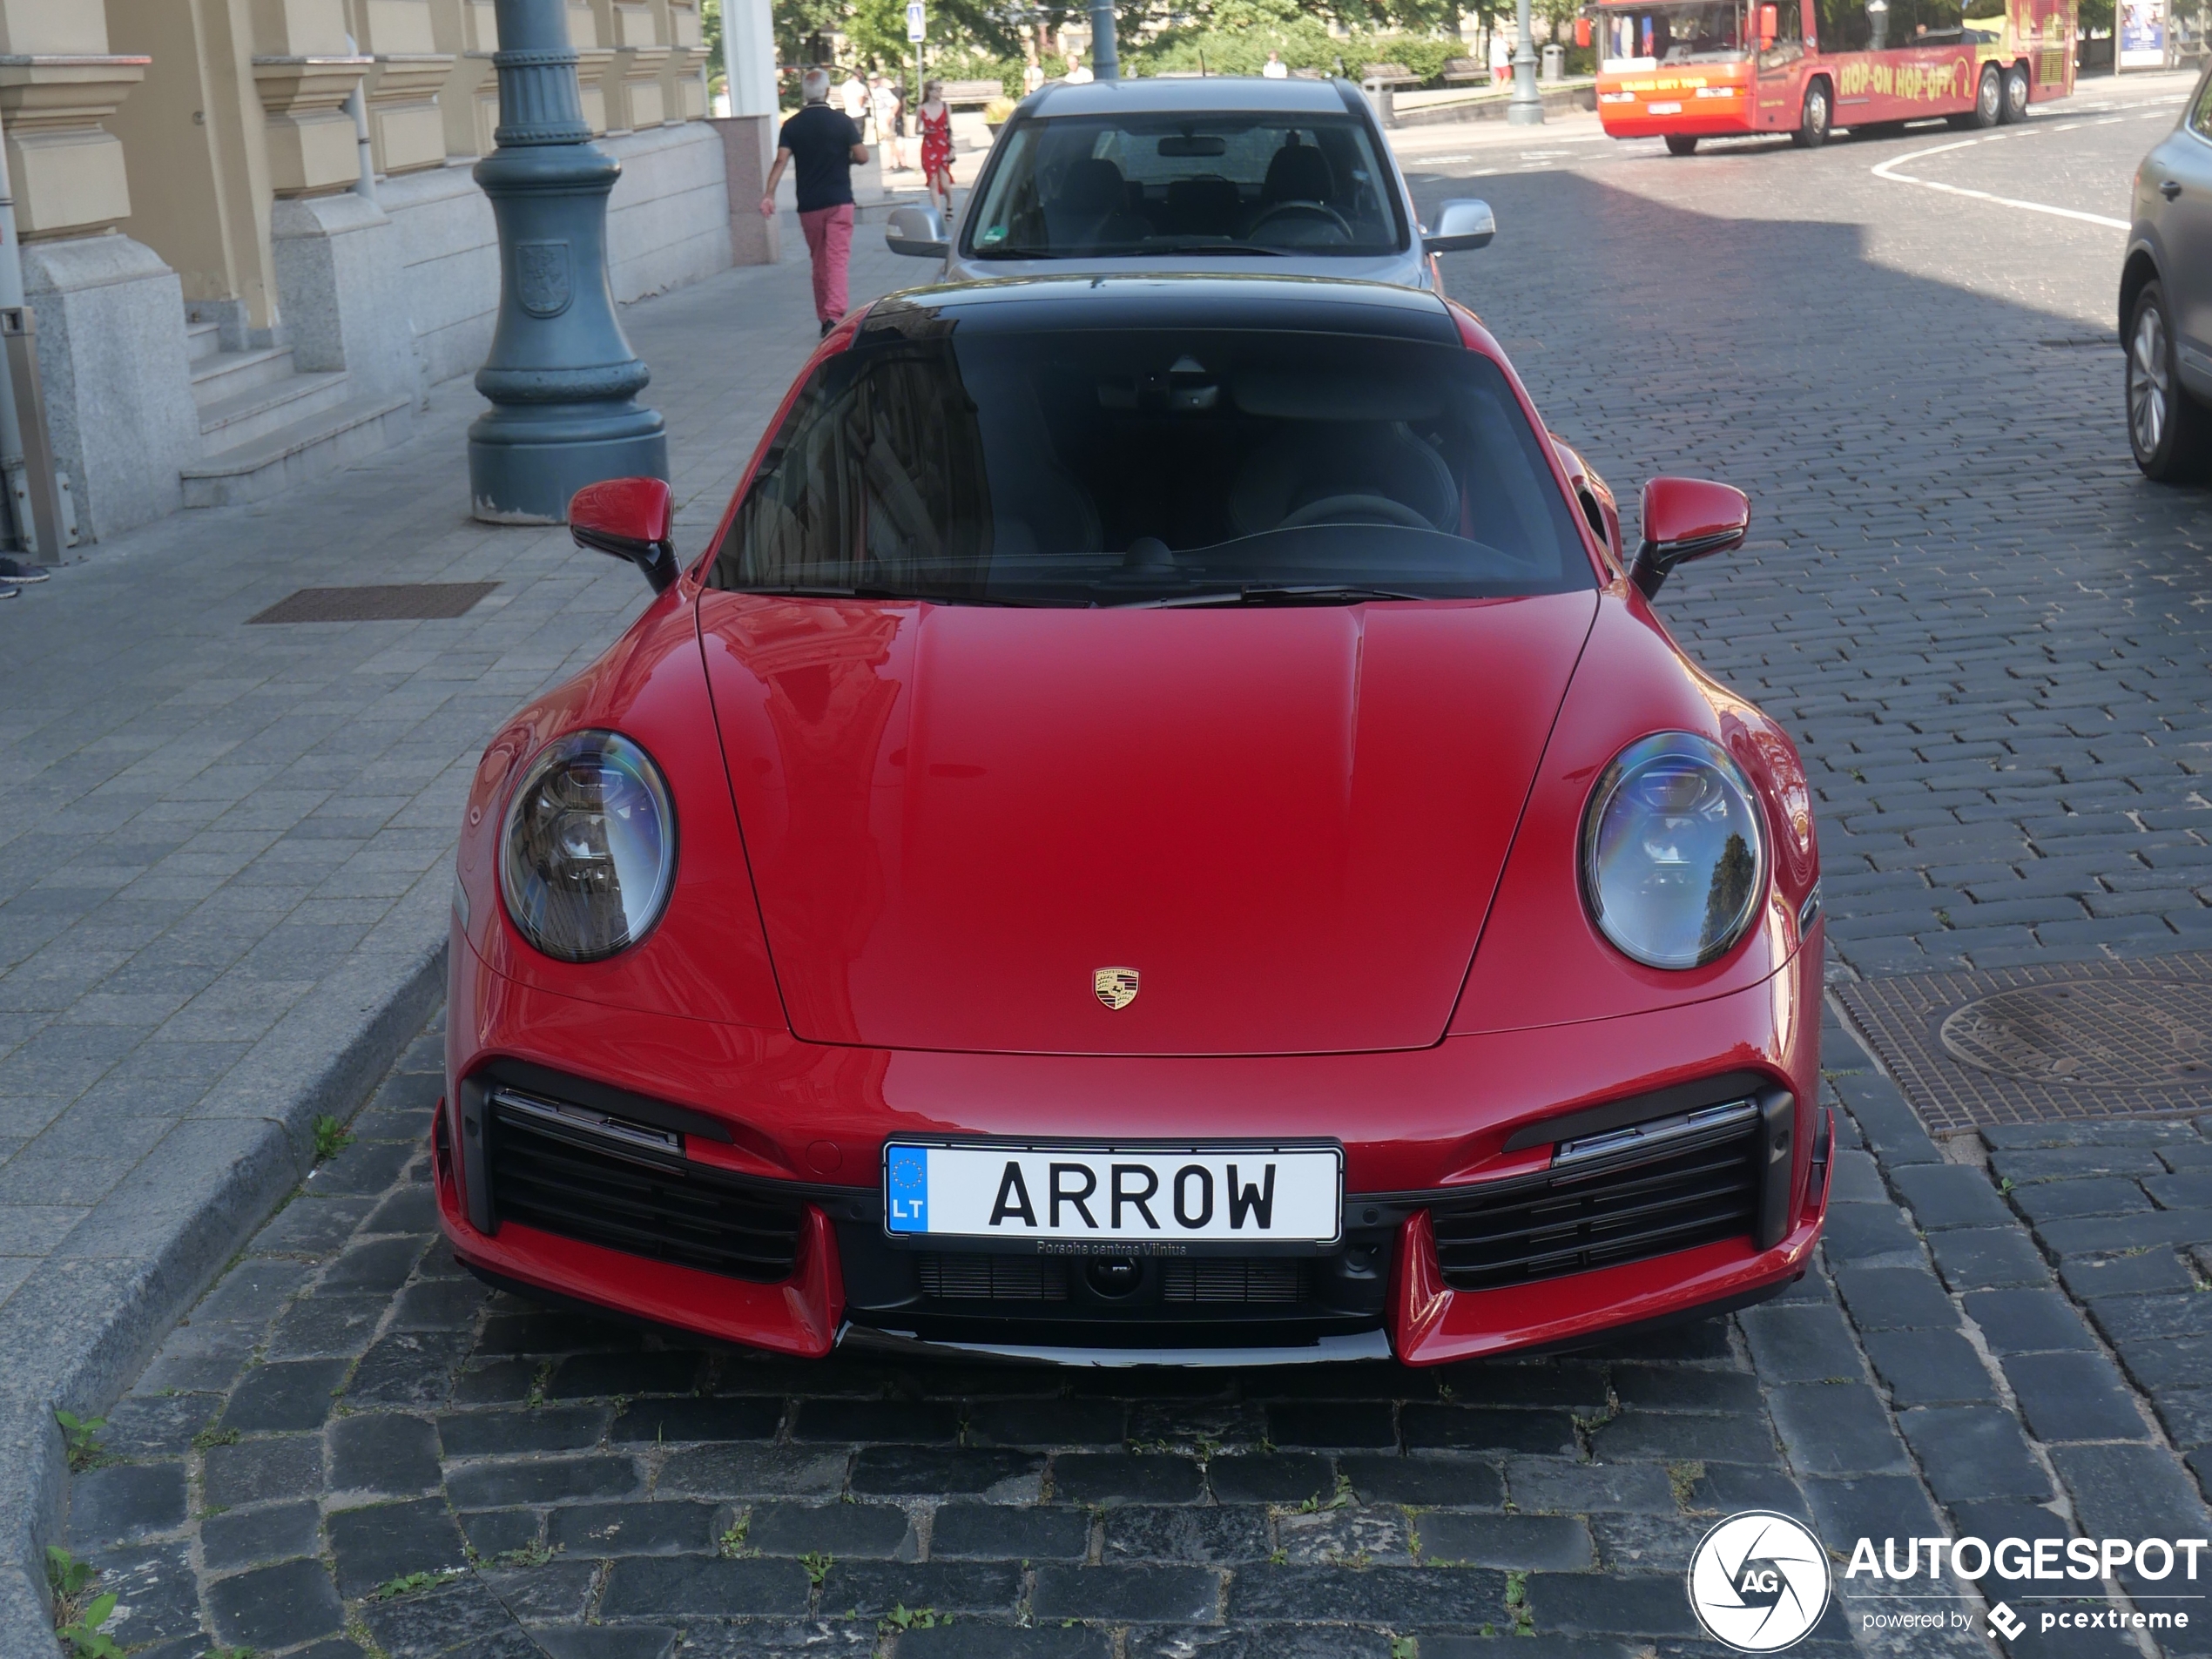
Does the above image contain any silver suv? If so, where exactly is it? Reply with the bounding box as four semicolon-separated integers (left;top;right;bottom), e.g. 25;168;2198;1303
887;75;1494;290
2124;63;2212;480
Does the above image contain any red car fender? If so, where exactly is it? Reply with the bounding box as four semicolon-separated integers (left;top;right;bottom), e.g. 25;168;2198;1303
1447;587;1819;1036
455;591;787;1031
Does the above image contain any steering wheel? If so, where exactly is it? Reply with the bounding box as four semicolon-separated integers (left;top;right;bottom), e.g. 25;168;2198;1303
1246;199;1355;241
1278;493;1435;530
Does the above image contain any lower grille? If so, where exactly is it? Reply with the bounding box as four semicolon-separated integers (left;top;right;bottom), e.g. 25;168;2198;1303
1430;1113;1762;1291
1162;1258;1305;1304
488;1096;805;1283
916;1254;1069;1301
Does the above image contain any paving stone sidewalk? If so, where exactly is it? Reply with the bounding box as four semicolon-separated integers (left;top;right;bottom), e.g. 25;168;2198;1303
0;228;918;1649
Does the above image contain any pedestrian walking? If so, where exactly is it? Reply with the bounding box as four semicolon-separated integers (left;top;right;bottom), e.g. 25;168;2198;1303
761;68;871;337
840;68;870;126
1488;26;1510;83
1063;50;1093;83
917;79;954;219
1262;49;1289;78
1022;59;1046;95
872;73;906;172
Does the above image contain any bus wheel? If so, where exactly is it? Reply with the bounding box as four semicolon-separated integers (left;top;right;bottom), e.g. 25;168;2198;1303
1968;63;2002;128
1791;81;1831;148
2128;281;2212;482
1664;133;1699;155
2000;62;2030;122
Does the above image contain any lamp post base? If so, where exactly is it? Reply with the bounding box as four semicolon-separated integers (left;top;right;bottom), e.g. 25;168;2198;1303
468;402;668;524
1507;96;1547;125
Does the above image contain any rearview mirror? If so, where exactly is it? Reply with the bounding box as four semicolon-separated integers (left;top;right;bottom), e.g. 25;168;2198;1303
1157;133;1228;157
1759;3;1778;44
1423;199;1495;254
886;202;949;259
1630;476;1748;598
570;476;678;593
1575;16;1593;44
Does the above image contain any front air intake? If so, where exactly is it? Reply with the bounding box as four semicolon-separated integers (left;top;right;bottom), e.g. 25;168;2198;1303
485;1090;805;1283
1429;1098;1768;1291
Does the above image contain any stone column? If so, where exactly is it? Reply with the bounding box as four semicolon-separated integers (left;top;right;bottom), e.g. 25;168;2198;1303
590;0;669;131
346;0;459;173
566;0;612;133
658;0;705;121
428;0;500;158
0;0;199;541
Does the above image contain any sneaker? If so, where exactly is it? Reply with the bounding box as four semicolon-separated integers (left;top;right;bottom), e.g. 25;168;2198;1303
0;583;20;600
0;556;49;583
819;319;836;339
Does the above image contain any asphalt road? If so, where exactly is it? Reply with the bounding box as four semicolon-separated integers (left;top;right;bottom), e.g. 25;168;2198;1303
1411;70;2212;981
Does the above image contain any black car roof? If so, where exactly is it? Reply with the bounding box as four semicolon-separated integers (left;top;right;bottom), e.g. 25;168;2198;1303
858;274;1460;344
1027;75;1366;119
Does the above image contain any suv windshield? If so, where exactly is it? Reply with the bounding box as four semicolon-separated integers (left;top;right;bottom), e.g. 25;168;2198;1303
709;326;1594;607
964;113;1407;259
1599;1;1748;64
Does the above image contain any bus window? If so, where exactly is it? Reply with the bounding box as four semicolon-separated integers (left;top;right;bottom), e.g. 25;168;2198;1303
1816;0;1876;49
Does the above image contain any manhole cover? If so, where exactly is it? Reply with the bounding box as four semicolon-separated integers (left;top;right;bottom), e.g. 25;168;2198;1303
1939;981;2212;1087
1836;953;2212;1132
247;582;498;624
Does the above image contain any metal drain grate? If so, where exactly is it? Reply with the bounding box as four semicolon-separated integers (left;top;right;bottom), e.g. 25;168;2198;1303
246;583;498;624
1836;953;2212;1133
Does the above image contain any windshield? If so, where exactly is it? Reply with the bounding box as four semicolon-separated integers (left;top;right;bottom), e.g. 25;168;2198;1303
1599;1;1748;65
709;326;1594;608
962;114;1408;260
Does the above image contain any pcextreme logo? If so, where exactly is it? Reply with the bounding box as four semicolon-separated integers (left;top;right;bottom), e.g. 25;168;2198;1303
1687;1511;1832;1652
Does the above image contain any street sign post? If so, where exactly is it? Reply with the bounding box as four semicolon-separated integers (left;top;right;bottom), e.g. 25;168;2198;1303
907;3;926;41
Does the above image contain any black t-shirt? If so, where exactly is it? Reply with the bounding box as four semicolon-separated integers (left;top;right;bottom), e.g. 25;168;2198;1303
779;103;863;212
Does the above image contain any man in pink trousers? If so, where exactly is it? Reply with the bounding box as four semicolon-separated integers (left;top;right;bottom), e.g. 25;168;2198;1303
760;67;871;337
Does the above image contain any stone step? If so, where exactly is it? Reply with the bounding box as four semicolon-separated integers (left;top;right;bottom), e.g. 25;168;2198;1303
194;368;353;452
180;393;413;509
185;320;223;367
190;343;297;408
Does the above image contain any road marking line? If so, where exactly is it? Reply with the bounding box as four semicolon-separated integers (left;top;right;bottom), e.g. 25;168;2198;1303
1871;135;2129;229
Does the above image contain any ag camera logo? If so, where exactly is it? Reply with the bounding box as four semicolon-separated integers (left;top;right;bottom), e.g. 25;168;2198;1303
1688;1511;1831;1652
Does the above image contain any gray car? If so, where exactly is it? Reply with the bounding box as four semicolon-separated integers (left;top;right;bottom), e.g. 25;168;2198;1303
885;75;1495;289
2124;64;2212;480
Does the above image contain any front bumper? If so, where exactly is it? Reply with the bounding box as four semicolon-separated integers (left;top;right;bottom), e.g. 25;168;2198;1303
435;930;1826;1365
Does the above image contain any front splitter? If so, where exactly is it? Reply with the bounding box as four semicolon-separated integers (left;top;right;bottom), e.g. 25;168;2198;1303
837;1321;1395;1368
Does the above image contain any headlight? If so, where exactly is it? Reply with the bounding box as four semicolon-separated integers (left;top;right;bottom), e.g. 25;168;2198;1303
499;730;677;962
1581;732;1766;969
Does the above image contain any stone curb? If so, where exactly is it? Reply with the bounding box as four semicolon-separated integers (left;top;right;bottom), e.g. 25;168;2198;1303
0;873;450;1659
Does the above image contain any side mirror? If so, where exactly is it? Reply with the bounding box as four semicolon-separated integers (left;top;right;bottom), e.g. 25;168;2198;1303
1423;199;1495;254
1575;15;1593;45
570;476;678;593
886;202;949;259
1630;476;1748;598
1759;3;1778;44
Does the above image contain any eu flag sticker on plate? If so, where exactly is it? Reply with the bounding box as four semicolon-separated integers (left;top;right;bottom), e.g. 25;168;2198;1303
887;1145;928;1232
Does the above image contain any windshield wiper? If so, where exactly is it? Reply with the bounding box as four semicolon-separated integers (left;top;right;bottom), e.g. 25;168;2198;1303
1130;583;1430;609
737;584;1049;607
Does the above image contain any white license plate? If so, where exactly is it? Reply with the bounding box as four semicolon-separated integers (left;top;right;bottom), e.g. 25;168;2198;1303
1647;100;1683;113
884;1143;1343;1246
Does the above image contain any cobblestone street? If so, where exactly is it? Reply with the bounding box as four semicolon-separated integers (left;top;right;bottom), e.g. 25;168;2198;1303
32;74;2212;1659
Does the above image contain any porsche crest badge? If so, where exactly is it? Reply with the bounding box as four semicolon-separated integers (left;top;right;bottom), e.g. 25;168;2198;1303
1094;968;1139;1010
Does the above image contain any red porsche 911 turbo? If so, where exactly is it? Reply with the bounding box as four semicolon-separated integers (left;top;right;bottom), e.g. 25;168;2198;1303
435;274;1832;1368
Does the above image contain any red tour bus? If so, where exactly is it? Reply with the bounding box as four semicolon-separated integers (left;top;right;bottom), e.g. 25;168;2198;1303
1588;0;2077;153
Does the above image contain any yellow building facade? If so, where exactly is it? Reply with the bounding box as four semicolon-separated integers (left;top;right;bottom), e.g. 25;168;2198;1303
2;0;756;545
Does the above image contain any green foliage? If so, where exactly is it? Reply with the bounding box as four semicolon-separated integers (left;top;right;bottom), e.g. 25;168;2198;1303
374;1569;459;1600
47;1551;122;1659
879;1602;952;1632
311;1115;352;1164
55;1411;107;1473
192;1425;241;1452
1391;1637;1420;1659
1504;1568;1536;1635
799;1550;834;1588
718;1514;754;1558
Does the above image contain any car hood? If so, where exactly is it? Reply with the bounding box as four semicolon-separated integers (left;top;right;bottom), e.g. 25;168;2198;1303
941;250;1429;288
698;591;1597;1055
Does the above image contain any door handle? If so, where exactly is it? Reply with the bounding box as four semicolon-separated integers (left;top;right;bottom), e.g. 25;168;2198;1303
2162;179;2184;199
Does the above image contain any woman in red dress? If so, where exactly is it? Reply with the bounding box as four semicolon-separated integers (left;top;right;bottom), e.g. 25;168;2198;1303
917;80;954;217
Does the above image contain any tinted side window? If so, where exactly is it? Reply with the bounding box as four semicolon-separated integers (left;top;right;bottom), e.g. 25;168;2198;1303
1816;0;1873;50
2191;68;2212;137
